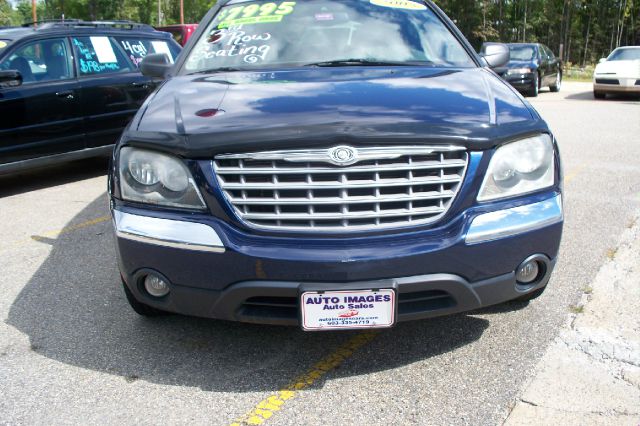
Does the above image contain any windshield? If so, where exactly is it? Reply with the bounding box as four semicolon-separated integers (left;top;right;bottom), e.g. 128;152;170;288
607;48;640;61
508;45;536;61
183;0;474;73
0;40;9;54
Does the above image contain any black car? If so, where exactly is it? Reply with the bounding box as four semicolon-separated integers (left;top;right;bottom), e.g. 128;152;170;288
482;42;562;97
0;20;181;175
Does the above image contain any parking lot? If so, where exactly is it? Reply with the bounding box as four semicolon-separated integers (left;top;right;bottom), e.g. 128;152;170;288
1;81;639;425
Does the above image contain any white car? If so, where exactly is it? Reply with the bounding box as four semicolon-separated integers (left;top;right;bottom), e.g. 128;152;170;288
593;46;640;99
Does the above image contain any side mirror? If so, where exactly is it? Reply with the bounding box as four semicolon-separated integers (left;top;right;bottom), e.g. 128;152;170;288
598;58;607;63
481;43;510;69
140;53;172;79
0;70;23;88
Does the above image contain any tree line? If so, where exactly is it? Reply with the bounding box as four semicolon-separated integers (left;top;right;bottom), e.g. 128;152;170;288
1;0;639;66
0;0;214;28
436;0;639;65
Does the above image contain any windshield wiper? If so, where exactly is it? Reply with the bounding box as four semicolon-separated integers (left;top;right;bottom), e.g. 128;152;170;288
188;67;243;75
304;59;433;67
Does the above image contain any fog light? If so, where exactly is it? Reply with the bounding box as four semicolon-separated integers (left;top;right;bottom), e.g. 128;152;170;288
144;274;170;297
516;260;540;284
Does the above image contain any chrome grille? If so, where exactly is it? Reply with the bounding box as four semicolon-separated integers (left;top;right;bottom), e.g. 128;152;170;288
213;146;468;231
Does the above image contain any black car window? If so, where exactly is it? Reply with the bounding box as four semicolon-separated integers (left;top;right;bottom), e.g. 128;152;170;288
508;45;536;61
0;37;73;84
72;36;132;76
544;46;555;60
115;37;180;68
538;46;547;60
183;0;474;73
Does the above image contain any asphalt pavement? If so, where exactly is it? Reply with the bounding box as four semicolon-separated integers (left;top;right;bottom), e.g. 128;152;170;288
1;82;639;425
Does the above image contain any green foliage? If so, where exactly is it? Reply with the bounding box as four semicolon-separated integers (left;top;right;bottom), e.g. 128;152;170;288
0;0;13;26
8;0;216;26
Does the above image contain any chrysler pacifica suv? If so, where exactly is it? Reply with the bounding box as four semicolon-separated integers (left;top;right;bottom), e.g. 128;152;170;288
109;0;563;331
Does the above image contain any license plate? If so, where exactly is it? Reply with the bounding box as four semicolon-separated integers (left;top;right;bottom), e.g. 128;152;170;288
300;289;396;331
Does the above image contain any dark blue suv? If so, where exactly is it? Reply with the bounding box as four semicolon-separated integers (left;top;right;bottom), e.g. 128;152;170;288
109;0;563;331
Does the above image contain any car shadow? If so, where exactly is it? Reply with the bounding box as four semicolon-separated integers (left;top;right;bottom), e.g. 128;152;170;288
565;90;640;102
0;157;110;198
6;194;490;392
471;299;530;315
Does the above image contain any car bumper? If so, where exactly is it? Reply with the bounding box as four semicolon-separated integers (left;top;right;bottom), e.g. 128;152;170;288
593;80;640;93
113;193;563;326
504;72;536;90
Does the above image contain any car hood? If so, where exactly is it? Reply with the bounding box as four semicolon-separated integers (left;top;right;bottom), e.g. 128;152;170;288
130;67;542;155
595;60;640;77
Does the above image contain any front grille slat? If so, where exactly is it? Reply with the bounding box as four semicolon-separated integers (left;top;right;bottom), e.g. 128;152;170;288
228;191;455;205
214;146;468;231
217;176;463;190
242;206;446;221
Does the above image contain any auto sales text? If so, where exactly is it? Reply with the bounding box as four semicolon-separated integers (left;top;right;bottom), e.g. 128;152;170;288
305;294;391;310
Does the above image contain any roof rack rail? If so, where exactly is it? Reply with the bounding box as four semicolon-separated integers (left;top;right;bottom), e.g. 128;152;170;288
22;19;155;31
22;19;80;27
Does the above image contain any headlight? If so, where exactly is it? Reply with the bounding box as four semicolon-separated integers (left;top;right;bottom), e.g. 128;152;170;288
508;67;532;74
119;147;206;210
478;134;555;201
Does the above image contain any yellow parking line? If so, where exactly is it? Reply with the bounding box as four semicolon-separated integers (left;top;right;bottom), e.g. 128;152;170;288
564;165;585;184
33;215;111;239
3;215;110;250
229;331;378;426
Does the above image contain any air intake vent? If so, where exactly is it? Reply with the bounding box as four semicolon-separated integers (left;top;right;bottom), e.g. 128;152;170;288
595;78;619;85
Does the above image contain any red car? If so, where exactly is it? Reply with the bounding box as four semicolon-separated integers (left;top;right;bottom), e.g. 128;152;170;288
155;24;197;46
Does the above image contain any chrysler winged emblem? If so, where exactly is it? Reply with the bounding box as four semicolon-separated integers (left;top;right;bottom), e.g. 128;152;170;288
328;146;358;166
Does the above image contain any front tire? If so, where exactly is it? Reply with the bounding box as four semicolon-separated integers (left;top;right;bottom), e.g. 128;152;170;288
550;71;561;92
527;73;540;97
122;279;167;316
593;91;606;99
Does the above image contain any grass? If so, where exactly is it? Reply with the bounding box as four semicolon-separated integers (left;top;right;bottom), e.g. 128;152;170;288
569;305;585;314
583;286;593;295
563;63;594;82
564;76;593;82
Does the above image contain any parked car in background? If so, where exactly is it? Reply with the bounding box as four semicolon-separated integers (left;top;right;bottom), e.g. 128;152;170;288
156;24;198;46
488;43;562;97
111;0;563;330
0;20;181;175
593;46;640;99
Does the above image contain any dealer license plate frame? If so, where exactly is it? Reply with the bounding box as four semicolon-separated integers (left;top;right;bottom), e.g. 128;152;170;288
300;288;396;331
